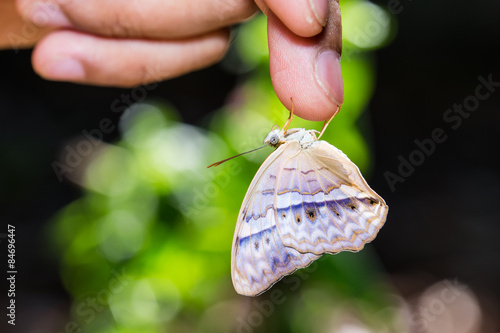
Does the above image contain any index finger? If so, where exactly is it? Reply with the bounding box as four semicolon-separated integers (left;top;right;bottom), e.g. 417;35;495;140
255;0;329;37
17;0;258;39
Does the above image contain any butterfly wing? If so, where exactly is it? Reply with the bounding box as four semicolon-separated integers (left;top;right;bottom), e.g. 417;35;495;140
274;140;388;255
231;142;320;296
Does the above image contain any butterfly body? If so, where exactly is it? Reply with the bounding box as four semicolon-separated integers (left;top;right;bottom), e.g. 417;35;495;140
231;127;388;296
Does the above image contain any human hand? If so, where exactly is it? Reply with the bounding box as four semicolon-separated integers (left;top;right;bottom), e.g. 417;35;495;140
0;1;52;49
257;0;343;121
6;0;342;121
11;0;258;87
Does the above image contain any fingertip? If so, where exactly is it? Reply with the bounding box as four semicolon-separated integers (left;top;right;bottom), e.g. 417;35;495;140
31;31;88;83
263;0;325;37
308;0;328;27
35;56;87;82
278;93;339;122
212;28;232;61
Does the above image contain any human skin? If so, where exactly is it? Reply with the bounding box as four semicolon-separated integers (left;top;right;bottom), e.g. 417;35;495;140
1;0;343;121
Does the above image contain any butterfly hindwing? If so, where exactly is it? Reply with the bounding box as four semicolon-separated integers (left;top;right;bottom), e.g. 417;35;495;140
274;140;388;255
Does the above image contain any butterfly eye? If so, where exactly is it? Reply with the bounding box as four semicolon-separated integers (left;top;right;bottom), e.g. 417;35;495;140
269;134;279;146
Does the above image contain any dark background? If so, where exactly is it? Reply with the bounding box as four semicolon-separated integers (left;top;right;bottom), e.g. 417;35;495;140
1;0;499;331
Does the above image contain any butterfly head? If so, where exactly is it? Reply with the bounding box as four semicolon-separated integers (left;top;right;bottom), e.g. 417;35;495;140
263;128;285;148
264;127;318;150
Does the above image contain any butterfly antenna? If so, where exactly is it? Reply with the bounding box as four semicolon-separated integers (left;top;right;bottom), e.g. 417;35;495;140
207;144;268;168
282;97;295;134
318;104;341;139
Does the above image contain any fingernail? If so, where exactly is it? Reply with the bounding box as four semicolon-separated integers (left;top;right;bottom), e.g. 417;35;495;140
42;57;86;81
315;50;344;106
30;2;70;27
309;0;328;26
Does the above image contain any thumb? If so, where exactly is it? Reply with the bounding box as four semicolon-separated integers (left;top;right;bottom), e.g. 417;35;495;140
268;0;343;121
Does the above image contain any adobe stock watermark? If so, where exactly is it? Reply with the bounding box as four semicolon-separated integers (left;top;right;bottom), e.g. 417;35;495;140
342;5;392;61
408;279;468;333
51;80;159;182
233;256;328;333
343;0;420;60
54;268;131;333
343;0;418;61
384;73;499;192
7;0;73;52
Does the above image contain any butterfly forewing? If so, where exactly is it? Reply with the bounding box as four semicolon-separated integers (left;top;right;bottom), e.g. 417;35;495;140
232;143;319;296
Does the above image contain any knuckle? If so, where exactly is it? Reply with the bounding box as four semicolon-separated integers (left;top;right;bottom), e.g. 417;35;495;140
99;10;140;37
215;0;259;22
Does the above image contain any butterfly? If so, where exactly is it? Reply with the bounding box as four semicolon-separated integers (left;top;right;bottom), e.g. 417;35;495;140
210;106;388;296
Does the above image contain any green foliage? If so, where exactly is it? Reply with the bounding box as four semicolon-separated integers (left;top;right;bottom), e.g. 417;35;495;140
46;3;403;332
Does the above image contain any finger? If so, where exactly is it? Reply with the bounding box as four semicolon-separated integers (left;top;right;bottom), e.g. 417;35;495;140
0;1;52;50
256;0;328;37
268;0;343;121
17;0;258;39
31;29;230;87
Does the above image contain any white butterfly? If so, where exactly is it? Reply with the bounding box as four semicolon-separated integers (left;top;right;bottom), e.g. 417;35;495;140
211;109;388;296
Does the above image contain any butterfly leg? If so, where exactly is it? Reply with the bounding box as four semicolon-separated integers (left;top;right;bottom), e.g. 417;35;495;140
318;105;341;139
283;98;296;134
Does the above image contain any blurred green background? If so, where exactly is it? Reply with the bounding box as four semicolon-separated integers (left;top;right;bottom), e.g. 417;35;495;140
1;0;499;332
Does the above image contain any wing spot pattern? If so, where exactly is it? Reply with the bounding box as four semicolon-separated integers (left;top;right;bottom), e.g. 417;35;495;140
306;209;316;222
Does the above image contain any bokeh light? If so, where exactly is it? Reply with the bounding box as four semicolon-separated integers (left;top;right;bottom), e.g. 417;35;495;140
40;3;493;333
